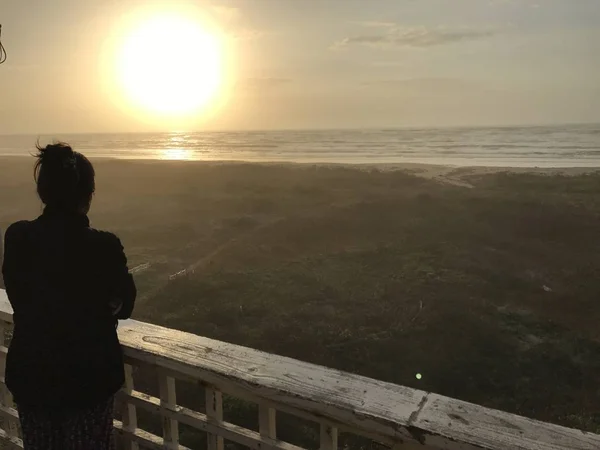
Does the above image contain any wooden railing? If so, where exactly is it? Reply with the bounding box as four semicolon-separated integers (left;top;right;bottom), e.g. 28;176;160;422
0;288;598;450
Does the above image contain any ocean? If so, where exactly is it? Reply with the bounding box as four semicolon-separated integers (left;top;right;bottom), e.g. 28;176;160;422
1;123;599;167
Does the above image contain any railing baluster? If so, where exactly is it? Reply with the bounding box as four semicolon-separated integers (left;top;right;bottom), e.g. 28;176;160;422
205;386;224;450
159;372;179;449
120;364;139;450
0;323;18;439
259;404;276;440
320;424;338;450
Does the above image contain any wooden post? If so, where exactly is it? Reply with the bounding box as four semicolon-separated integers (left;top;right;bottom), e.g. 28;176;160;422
159;372;179;449
120;364;139;450
320;424;338;450
0;323;18;439
259;404;276;440
205;386;224;450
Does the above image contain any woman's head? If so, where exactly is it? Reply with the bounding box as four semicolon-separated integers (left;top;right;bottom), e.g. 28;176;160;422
34;142;95;214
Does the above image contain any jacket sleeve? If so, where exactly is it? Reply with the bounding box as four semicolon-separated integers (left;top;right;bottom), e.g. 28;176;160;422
106;235;137;320
1;222;28;311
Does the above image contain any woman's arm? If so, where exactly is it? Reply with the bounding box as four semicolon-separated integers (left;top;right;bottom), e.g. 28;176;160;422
1;222;29;310
106;235;137;320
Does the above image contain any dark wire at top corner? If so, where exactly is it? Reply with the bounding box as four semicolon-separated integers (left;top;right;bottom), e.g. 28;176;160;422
0;25;7;64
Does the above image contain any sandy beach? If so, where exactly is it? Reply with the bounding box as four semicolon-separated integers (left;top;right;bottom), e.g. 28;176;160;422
2;155;600;225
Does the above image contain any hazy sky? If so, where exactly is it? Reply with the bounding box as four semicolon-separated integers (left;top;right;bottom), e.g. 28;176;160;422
1;0;599;133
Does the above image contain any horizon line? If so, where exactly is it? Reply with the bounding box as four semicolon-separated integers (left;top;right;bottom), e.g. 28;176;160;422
1;121;599;137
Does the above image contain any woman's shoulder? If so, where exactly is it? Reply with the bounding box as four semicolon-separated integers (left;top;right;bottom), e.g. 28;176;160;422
86;227;124;250
85;228;127;267
4;220;32;241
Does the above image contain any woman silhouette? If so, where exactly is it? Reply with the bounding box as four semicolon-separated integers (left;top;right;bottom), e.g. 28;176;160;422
2;143;136;449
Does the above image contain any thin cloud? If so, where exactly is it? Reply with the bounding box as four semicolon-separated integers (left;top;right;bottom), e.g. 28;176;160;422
489;0;542;6
351;21;396;28
211;5;241;23
360;77;478;89
231;29;265;41
332;26;496;49
240;78;292;90
359;78;500;97
210;4;263;41
370;60;408;68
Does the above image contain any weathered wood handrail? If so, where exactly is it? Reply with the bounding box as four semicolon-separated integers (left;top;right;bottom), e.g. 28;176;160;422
0;288;598;450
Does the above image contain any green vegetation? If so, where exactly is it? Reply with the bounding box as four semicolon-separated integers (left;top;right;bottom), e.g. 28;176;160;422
2;158;600;443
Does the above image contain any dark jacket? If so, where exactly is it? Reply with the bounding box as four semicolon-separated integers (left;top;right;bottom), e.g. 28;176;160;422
1;207;136;408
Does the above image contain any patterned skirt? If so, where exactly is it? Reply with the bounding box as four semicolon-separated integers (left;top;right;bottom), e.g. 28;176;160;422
17;396;115;450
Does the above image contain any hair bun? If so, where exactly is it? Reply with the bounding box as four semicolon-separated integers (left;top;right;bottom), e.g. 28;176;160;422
34;141;95;212
36;142;77;171
61;155;77;170
37;142;74;158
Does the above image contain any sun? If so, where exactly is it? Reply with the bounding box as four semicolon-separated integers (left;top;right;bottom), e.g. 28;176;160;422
116;13;223;116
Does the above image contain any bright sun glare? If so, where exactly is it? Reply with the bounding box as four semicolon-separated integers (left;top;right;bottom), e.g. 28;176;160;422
116;13;223;116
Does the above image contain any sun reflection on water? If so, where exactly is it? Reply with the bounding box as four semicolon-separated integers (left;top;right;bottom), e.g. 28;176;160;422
161;148;194;160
